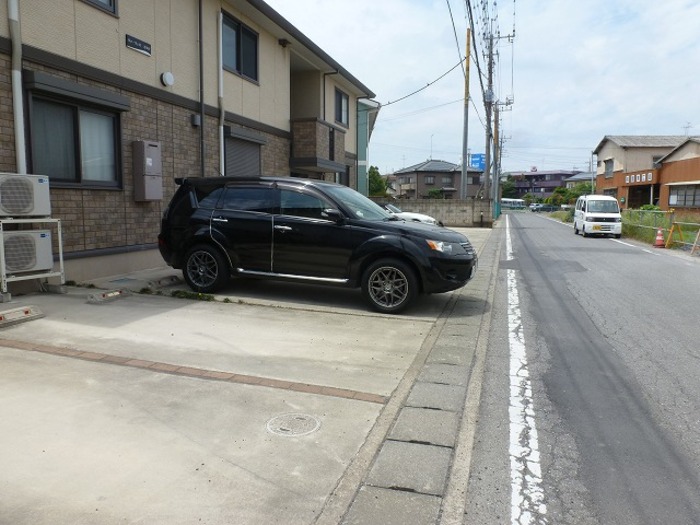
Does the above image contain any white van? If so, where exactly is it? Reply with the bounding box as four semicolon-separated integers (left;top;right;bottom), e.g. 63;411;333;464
573;195;622;238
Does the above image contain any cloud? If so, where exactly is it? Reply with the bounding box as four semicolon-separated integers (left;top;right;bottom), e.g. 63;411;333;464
265;0;700;173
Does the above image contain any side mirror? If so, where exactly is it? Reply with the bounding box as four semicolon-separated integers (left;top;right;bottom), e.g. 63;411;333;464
322;208;344;224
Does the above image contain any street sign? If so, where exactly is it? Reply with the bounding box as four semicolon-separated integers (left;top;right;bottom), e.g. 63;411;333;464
469;153;485;171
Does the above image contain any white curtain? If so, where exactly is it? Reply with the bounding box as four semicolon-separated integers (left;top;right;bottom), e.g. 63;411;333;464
80;110;115;181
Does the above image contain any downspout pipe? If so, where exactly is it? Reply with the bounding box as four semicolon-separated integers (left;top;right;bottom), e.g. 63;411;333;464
217;11;225;176
198;0;205;177
8;0;27;174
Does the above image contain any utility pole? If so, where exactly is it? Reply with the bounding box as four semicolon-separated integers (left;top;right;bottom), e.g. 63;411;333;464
492;103;500;210
483;33;494;203
460;27;471;200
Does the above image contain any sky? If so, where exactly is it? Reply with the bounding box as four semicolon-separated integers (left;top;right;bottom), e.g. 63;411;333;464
264;0;700;175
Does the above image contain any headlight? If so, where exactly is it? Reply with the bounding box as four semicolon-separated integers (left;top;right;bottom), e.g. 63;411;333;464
426;240;461;254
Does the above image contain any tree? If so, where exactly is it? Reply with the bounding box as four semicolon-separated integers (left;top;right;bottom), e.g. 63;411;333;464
368;166;386;196
500;177;517;199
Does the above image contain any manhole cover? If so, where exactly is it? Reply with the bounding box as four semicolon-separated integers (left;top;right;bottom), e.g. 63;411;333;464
266;413;321;437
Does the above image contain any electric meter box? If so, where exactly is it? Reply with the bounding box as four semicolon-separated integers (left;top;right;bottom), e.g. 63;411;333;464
133;140;163;201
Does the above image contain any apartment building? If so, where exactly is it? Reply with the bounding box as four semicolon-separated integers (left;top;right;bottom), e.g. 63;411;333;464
0;0;377;285
507;169;580;199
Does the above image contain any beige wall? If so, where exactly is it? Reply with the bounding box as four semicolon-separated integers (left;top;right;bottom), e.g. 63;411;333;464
17;0;193;93
290;71;321;119
597;142;675;174
9;0;292;132
666;142;700;162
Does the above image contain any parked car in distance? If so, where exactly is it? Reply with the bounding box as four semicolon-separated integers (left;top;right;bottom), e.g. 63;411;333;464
530;203;559;212
158;177;478;314
383;203;444;226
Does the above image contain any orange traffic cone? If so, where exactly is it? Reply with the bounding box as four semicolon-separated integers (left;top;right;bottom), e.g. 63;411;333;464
653;228;665;248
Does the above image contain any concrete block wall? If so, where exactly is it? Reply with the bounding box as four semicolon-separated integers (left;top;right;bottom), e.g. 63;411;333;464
376;199;493;227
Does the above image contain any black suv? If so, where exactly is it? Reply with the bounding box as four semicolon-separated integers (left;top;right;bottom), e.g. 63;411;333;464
158;177;477;313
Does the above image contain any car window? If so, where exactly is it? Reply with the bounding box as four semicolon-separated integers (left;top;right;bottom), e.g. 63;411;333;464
588;200;619;213
280;189;329;220
198;187;224;209
220;187;274;213
385;204;402;213
323;185;391;221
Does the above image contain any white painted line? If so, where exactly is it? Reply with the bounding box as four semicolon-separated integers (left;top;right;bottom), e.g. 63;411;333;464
611;239;635;247
506;215;548;524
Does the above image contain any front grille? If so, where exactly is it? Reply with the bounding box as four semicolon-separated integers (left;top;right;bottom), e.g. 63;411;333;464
592;216;619;223
460;241;475;255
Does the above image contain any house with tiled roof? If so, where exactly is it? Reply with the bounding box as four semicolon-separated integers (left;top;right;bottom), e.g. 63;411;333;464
594;136;700;211
393;160;482;199
594;136;687;177
564;172;595;189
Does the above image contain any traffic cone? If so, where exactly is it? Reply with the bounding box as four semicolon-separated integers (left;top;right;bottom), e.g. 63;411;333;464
653;228;665;248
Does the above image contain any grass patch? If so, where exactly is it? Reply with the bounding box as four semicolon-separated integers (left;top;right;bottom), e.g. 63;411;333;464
170;290;215;301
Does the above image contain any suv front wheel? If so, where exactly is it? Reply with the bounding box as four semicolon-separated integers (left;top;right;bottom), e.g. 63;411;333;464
183;245;229;293
361;258;418;314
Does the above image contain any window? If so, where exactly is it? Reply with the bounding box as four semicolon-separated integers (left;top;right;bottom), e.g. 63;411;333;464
81;0;117;15
281;190;329;220
442;176;453;185
30;97;119;186
221;187;273;213
669;185;700;208
222;14;258;81
604;159;614;178
335;89;349;126
424;176;435;185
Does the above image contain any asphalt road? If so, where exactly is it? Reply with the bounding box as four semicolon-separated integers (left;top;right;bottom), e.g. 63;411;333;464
466;212;700;525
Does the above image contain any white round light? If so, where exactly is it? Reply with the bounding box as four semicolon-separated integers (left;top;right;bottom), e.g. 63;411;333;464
160;72;175;87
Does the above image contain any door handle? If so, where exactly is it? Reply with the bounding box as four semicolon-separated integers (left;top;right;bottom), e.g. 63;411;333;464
212;217;228;223
274;225;292;232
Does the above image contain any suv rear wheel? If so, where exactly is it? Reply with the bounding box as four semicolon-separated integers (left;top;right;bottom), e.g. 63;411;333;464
361;258;417;314
183;245;229;293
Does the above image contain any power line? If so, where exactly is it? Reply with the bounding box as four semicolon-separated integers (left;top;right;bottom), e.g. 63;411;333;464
381;59;466;107
379;99;463;122
445;0;466;77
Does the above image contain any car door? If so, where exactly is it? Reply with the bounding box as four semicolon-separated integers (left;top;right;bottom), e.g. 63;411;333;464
271;185;353;280
209;184;274;272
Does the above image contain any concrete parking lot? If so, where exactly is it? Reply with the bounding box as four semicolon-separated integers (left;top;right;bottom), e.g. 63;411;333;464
0;228;495;525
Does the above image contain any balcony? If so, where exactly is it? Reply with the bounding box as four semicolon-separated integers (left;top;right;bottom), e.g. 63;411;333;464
291;118;346;174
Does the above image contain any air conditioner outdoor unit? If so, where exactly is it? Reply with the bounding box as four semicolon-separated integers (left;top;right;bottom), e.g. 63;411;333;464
2;230;54;273
0;173;51;217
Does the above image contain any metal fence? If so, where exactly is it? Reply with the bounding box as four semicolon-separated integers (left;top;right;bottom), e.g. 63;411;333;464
622;210;700;254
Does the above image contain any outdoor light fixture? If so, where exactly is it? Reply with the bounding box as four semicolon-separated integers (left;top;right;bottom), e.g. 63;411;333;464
160;72;175;87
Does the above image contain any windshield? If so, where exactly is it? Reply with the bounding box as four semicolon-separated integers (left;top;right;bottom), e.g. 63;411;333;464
588;200;620;213
385;204;402;213
323;185;392;221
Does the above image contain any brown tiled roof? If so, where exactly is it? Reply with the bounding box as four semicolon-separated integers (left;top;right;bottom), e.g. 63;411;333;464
594;135;691;153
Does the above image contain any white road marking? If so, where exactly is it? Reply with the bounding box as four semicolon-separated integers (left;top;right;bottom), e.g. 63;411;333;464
506;215;548;525
611;239;635;247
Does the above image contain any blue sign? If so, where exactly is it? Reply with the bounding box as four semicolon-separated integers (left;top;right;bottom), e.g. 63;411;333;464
469;153;485;171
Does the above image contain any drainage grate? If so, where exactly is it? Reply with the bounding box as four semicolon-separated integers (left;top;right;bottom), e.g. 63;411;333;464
266;413;321;437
